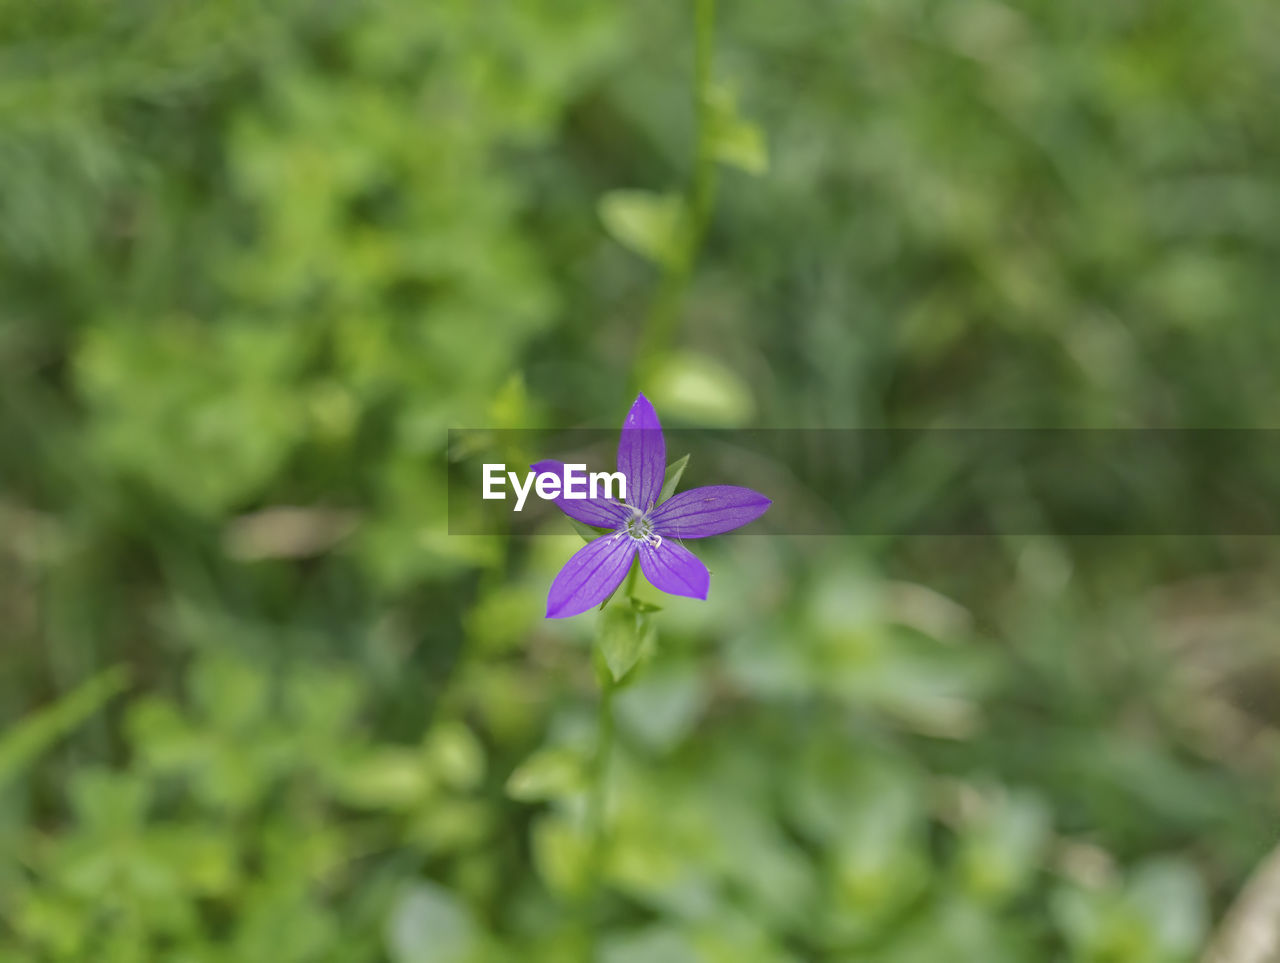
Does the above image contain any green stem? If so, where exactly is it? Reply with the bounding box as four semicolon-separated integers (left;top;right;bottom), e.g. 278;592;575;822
581;667;616;961
579;561;640;958
631;0;719;392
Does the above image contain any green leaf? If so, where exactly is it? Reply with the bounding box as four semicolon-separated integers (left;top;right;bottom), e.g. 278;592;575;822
706;85;769;175
598;190;685;266
505;746;588;801
957;789;1051;903
650;352;755;427
1128;857;1208;955
532;813;592;898
332;748;433;810
659;454;690;504
597;603;657;683
424;721;486;791
569;517;605;544
386;882;476;963
0;667;129;791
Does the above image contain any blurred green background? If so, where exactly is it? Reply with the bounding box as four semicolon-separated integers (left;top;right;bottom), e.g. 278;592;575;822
3;1;1280;961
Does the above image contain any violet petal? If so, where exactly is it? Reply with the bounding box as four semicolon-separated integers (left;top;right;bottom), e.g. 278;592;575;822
639;540;710;600
546;535;637;619
616;394;666;512
650;485;771;538
530;460;629;529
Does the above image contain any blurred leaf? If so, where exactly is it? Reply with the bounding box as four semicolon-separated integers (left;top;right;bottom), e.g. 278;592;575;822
127;696;204;773
874;898;1030;963
649;353;755;427
282;666;363;738
386;882;476;963
0;668;129;791
424;721;486;792
191;654;270;732
506;746;588;802
956;788;1052;904
705;85;768;175
532;813;591;898
602;926;700;963
407;799;491;855
599;190;685;266
488;372;531;428
68;768;150;832
1129;857;1208;956
333;748;433;811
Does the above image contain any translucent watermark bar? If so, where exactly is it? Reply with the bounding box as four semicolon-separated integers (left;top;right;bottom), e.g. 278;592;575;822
447;429;1280;536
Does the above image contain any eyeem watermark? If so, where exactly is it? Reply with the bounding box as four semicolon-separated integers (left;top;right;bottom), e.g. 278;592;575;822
482;464;626;512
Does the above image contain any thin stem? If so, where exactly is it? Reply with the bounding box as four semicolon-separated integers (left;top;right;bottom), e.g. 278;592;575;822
579;561;639;958
631;0;719;393
581;668;616;961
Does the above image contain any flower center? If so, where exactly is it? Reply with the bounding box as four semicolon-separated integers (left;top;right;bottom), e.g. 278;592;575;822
618;509;662;549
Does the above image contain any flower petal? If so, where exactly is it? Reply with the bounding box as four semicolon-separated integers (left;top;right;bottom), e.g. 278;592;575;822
530;460;629;529
650;485;771;538
546;535;637;619
616;394;666;512
639;540;709;600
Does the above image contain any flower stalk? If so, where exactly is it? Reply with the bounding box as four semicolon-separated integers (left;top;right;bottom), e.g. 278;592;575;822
578;560;636;962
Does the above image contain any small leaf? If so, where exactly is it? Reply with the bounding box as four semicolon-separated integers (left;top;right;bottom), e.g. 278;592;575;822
597;604;657;683
706;85;769;175
424;721;486;792
598;190;685;266
333;749;433;810
956;789;1052;903
506;746;587;801
532;813;592;898
569;517;605;544
649;352;755;426
659;454;690;504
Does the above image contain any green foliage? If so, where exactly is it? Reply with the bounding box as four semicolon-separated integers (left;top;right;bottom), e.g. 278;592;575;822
3;653;495;962
0;669;128;791
2;0;1279;960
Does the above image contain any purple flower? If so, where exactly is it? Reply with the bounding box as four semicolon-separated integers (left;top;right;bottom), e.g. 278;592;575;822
535;394;770;619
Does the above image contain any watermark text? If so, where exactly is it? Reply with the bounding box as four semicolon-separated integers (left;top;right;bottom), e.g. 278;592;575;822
482;464;626;511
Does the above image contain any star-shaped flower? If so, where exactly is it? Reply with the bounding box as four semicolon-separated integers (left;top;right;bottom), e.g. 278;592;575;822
535;394;770;618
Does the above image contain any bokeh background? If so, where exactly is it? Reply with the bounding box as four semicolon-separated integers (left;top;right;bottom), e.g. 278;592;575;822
3;1;1280;961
